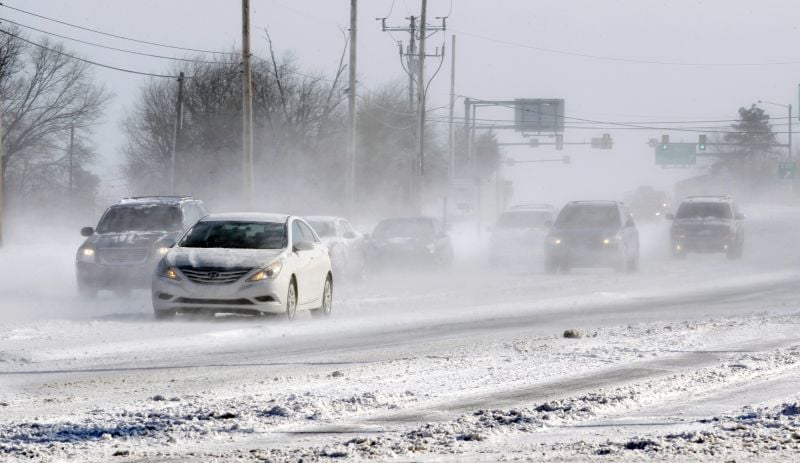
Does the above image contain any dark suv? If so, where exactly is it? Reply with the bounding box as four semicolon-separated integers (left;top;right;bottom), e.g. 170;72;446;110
545;201;639;273
367;217;454;269
76;196;208;297
668;196;744;259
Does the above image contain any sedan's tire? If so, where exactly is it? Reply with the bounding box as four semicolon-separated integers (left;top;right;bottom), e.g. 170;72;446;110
154;310;176;321
311;276;333;318
285;279;298;320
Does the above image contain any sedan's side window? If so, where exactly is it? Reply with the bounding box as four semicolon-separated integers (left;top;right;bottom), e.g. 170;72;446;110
299;222;320;243
291;221;304;246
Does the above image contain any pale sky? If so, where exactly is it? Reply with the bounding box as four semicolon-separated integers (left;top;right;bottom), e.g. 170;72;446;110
6;0;800;206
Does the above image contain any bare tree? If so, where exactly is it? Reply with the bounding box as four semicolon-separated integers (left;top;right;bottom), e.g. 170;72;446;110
0;29;108;219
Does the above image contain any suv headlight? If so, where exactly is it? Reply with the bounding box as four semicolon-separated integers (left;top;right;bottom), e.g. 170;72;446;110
77;247;95;263
548;236;562;245
247;259;283;282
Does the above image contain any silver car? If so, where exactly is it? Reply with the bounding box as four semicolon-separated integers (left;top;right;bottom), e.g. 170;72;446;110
151;213;332;320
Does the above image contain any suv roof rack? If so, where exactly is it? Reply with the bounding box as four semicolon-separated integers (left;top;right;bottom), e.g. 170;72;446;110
685;195;732;201
124;195;192;200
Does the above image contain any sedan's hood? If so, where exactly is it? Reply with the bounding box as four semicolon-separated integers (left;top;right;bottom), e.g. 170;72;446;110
87;231;179;248
493;228;548;242
166;248;285;269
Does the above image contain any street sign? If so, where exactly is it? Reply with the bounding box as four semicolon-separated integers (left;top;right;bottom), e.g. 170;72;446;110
655;143;696;166
778;161;797;179
514;99;565;133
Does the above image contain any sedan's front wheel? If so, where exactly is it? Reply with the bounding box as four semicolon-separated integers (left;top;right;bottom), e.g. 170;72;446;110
285;280;298;320
312;276;333;318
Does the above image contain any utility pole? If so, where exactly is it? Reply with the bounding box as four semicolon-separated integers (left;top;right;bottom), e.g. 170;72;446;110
415;0;427;212
379;8;445;213
346;0;357;215
170;71;185;195
448;35;456;197
68;123;74;215
241;0;254;208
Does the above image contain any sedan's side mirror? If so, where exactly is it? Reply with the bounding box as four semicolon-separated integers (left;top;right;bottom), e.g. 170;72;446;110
735;213;745;220
80;226;94;237
293;240;315;252
343;231;357;239
625;218;635;228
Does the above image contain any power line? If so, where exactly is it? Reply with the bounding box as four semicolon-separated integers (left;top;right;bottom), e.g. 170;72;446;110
451;28;800;67
0;2;237;56
0;28;180;78
0;17;224;65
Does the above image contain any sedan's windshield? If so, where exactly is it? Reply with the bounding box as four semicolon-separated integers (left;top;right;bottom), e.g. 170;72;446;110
554;204;621;229
97;205;182;233
179;221;287;249
497;211;552;229
307;220;336;238
373;218;433;239
676;202;732;220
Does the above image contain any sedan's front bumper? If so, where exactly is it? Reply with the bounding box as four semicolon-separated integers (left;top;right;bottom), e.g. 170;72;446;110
151;270;288;315
546;243;622;268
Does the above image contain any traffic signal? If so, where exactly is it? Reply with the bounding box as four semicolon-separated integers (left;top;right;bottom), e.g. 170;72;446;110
555;133;564;150
660;135;669;151
601;133;613;149
698;134;707;151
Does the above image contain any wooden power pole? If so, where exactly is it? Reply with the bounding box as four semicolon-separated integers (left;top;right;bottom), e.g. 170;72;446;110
346;0;357;215
241;0;254;208
170;72;185;195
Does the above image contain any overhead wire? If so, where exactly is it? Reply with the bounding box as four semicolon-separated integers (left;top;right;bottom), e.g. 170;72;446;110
0;1;237;56
450;28;800;67
0;28;181;78
0;17;224;65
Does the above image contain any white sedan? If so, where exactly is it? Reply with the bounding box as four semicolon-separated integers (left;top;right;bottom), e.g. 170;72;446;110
151;213;332;320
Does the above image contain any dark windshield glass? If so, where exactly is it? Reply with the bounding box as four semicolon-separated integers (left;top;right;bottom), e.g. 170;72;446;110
307;220;336;238
179;221;287;249
97;205;182;233
676;202;732;220
497;211;552;229
554;204;620;229
373;218;433;239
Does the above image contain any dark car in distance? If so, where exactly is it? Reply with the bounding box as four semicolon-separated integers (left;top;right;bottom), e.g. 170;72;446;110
367;217;454;269
545;201;639;273
76;196;208;297
668;195;744;259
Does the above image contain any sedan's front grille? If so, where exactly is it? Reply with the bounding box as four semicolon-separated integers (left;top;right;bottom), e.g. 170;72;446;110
174;297;254;305
178;267;251;285
100;247;149;264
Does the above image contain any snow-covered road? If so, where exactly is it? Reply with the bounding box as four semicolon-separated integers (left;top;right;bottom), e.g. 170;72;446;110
2;205;800;461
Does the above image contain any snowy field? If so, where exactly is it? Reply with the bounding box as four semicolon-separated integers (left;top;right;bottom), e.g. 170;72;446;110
2;204;800;461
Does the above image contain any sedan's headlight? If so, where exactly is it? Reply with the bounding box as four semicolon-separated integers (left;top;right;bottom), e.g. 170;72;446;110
548;236;562;245
247;260;283;282
160;266;181;281
157;246;171;256
78;247;95;262
603;235;622;246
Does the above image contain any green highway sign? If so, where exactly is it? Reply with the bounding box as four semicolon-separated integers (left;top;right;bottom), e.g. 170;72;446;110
655;142;696;166
778;161;797;179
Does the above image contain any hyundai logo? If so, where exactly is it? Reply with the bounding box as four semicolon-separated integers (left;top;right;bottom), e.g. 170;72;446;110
206;271;220;279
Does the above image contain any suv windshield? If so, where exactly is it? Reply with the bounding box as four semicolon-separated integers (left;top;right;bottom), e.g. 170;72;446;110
497;211;552;229
373;218;433;239
676;202;732;220
97;205;182;233
554;204;621;229
180;221;287;249
307;220;336;238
